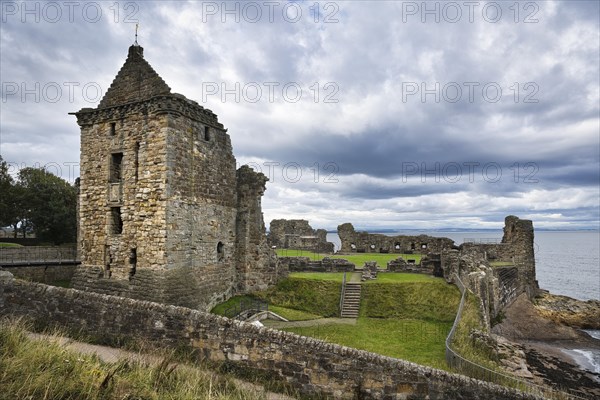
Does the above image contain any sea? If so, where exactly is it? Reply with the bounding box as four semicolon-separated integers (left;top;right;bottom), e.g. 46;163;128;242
326;230;600;375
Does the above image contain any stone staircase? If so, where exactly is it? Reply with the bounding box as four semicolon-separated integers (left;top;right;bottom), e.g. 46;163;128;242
340;282;362;318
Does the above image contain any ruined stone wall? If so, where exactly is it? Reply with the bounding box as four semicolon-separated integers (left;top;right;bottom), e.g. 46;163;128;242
277;257;354;272
235;166;280;293
440;216;537;326
338;223;455;254
0;274;541;400
502;216;537;296
268;219;334;252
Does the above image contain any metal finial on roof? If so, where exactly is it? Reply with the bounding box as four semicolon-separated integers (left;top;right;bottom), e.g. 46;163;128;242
134;23;139;45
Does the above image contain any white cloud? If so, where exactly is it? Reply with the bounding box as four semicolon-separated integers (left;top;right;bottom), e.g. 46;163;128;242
1;1;598;230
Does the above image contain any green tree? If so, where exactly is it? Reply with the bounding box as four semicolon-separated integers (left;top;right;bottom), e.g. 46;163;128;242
0;155;13;227
17;167;77;244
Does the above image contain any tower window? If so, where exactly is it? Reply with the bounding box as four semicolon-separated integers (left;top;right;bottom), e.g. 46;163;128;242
110;122;116;136
110;153;123;182
129;248;137;279
217;241;224;261
110;207;123;234
204;126;210;141
134;142;140;182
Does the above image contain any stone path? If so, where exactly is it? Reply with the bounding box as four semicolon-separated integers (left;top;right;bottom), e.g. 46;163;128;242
348;272;362;283
27;332;296;400
262;317;357;329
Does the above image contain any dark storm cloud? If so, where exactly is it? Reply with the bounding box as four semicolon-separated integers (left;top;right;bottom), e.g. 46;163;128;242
0;0;598;229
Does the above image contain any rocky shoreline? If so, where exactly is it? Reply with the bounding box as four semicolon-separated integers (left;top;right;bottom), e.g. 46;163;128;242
534;291;600;330
492;293;600;399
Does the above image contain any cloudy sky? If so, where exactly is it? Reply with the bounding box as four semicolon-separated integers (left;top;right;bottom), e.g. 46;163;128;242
1;0;599;231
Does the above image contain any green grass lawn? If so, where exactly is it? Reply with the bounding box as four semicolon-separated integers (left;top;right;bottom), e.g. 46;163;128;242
275;249;422;268
0;242;22;248
209;271;501;374
361;280;460;322
489;261;515;267
284;318;452;370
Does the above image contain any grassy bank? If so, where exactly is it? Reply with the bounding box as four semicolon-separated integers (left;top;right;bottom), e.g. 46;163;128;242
211;277;342;319
450;291;499;370
361;279;460;322
0;320;276;400
286;318;452;370
210;272;498;372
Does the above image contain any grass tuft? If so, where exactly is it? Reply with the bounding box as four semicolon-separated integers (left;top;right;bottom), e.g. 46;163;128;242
0;317;275;399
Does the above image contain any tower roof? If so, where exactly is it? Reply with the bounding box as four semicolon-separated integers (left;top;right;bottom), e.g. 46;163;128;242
98;45;171;108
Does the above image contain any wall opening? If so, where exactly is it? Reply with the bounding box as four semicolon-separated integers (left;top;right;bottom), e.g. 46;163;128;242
104;245;112;278
217;241;224;261
421;243;428;249
129;248;137;279
204;126;210;141
110;153;123;182
110;122;116;136
134;142;140;182
110;207;123;234
394;242;401;250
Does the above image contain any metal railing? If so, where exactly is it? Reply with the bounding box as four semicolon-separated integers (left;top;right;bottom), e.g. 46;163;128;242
223;299;268;321
463;238;503;244
0;245;78;265
339;271;347;316
445;274;589;400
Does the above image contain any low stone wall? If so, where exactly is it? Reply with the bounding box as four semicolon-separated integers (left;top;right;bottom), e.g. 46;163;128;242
387;257;431;274
278;257;355;273
0;272;541;399
0;263;77;284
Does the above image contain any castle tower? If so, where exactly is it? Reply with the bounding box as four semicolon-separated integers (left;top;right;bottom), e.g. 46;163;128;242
71;44;276;310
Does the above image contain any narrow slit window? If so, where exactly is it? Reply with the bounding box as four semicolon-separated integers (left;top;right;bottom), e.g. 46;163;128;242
134;142;140;182
110;153;123;182
110;122;116;136
217;241;224;261
204;126;210;141
129;248;137;279
111;207;123;234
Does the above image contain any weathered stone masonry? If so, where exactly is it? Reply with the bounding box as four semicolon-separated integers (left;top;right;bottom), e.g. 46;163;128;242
70;44;280;311
338;223;455;254
0;273;542;400
268;219;334;253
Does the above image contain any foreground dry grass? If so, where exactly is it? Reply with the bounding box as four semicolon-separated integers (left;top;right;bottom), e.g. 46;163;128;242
0;319;293;400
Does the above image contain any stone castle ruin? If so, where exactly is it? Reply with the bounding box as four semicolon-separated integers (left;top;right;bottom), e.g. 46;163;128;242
70;44;279;311
338;223;455;254
268;219;334;252
338;216;538;322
